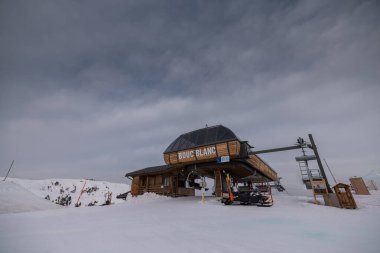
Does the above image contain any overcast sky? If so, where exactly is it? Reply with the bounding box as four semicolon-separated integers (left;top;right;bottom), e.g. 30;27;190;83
1;0;379;185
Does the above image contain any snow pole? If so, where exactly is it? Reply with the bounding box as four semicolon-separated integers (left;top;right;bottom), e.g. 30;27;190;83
201;177;205;204
3;160;14;181
75;180;87;207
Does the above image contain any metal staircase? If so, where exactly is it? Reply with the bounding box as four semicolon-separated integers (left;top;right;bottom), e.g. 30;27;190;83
296;143;330;204
297;155;321;189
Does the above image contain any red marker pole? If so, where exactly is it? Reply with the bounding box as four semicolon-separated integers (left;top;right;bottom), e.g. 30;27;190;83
75;181;87;207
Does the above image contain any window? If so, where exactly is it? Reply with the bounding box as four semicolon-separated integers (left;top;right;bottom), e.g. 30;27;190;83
164;177;170;187
156;176;162;185
178;179;185;188
140;177;146;187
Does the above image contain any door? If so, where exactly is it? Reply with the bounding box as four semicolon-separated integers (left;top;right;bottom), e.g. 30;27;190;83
172;176;178;195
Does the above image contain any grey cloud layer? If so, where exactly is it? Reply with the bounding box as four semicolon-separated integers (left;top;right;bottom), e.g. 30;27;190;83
0;0;379;183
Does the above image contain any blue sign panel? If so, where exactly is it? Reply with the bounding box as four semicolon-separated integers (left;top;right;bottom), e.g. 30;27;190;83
217;156;230;163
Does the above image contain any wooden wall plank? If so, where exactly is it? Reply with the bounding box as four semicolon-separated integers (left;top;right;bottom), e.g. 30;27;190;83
228;141;240;157
156;175;162;186
131;176;140;196
216;143;228;156
164;154;170;165
214;170;222;197
169;153;178;164
247;154;277;181
349;177;370;195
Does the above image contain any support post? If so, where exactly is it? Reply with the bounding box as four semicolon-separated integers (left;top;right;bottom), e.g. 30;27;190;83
3;160;14;181
214;170;222;197
250;145;301;155
308;134;332;193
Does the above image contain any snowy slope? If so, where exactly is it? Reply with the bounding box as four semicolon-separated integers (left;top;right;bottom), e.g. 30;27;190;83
364;169;380;187
1;178;130;210
0;187;379;253
0;181;61;214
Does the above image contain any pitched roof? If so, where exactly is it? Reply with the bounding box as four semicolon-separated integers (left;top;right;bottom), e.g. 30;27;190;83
164;125;239;153
125;165;171;177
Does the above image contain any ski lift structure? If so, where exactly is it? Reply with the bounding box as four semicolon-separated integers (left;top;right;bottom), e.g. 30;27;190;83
295;140;331;205
126;125;278;199
250;134;336;206
125;125;354;208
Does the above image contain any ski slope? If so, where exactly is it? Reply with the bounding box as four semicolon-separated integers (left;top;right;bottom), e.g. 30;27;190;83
0;178;130;211
0;179;379;253
0;181;61;214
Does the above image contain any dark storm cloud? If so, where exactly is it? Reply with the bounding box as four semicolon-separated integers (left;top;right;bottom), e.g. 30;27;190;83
0;0;379;184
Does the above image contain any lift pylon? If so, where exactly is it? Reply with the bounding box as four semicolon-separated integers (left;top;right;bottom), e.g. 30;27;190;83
250;134;333;194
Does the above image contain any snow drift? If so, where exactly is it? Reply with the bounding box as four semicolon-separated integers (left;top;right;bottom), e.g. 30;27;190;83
0;181;61;214
0;178;130;213
1;178;379;253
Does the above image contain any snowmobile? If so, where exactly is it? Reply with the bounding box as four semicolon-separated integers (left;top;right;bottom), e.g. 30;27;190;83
116;191;131;200
221;173;273;207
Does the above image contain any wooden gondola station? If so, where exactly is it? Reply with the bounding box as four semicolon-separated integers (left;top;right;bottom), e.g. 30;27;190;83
125;125;277;197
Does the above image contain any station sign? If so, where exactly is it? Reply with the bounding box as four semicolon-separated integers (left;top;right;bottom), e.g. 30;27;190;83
217;156;230;163
164;140;241;165
178;146;216;160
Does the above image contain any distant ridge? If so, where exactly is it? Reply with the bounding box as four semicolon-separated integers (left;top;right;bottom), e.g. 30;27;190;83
363;169;380;187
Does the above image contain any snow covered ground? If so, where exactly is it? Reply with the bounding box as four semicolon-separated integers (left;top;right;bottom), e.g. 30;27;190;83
0;181;61;214
0;178;130;211
1;179;379;253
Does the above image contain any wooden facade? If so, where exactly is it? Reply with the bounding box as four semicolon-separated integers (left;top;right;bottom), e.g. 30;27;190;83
349;177;370;195
333;183;357;209
126;125;278;197
129;168;195;197
163;140;241;165
245;154;277;182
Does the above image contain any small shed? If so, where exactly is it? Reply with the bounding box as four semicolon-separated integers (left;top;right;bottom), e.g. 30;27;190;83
349;177;370;195
333;183;357;209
